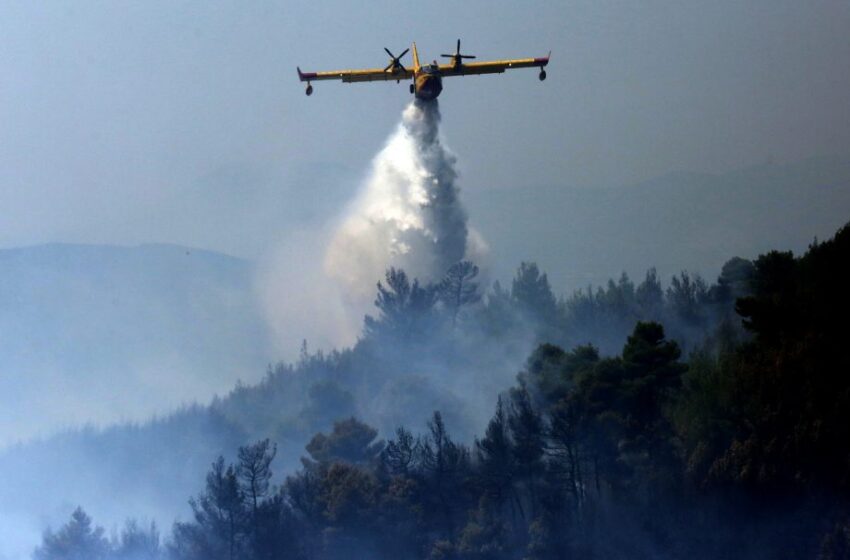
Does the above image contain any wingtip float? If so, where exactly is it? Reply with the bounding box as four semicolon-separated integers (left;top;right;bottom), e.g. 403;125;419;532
297;40;550;100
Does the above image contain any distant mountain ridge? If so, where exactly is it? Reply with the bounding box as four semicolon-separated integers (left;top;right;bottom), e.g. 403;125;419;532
0;242;272;448
467;155;850;290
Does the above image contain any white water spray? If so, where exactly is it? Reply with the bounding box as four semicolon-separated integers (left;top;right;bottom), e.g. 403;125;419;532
260;100;486;354
325;100;485;305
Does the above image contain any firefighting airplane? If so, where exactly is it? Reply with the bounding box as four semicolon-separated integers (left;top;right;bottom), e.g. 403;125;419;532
297;40;549;100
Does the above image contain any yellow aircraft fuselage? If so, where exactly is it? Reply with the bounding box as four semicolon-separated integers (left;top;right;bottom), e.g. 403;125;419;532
413;65;443;101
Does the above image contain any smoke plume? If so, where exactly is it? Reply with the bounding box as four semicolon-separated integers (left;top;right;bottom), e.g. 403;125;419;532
325;100;484;304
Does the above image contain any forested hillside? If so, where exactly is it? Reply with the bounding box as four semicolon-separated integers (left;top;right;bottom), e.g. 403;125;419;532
30;222;850;559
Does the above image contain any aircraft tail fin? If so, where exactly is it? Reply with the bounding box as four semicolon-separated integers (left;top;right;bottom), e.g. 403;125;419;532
412;42;421;71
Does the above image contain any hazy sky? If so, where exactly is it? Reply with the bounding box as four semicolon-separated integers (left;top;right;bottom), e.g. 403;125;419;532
2;1;849;259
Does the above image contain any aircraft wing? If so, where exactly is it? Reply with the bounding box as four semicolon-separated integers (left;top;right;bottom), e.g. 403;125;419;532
438;54;550;77
298;66;414;83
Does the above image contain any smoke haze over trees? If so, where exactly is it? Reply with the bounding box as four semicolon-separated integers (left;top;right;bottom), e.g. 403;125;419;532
13;220;850;558
25;221;850;559
325;100;474;298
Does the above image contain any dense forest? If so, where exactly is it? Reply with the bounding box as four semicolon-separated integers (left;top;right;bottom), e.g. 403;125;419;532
33;222;850;559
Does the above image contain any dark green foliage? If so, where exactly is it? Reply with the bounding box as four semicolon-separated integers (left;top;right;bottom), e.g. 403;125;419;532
713;256;756;305
692;225;850;496
170;448;310;560
381;427;420;476
616;323;685;485
173;456;244;560
237;439;277;557
420;412;473;533
475;398;514;505
238;439;276;512
438;260;482;326
507;388;544;480
34;222;850;560
365;268;439;340
304;417;385;467
454;499;510;558
672;349;738;485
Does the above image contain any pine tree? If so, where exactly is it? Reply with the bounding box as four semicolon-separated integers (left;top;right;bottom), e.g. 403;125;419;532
438;260;482;326
34;507;109;560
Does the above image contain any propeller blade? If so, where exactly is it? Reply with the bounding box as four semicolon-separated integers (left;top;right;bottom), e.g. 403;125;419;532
384;47;395;58
461;55;476;59
457;39;461;54
440;54;454;58
384;62;393;72
398;48;409;59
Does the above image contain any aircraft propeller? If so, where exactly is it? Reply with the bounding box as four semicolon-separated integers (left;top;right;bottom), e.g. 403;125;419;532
441;39;476;66
383;47;410;73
